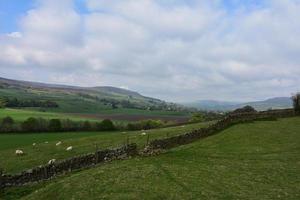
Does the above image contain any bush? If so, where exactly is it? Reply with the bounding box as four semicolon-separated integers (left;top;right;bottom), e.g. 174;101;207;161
292;93;300;112
49;119;62;132
97;119;115;131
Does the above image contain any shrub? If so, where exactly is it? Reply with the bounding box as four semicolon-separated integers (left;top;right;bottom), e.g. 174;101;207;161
292;93;300;112
49;119;62;132
97;119;115;131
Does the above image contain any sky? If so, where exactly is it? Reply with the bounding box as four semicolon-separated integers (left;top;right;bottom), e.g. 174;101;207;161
0;0;299;102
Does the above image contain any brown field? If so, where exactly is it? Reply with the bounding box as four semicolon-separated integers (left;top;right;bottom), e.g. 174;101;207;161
69;113;190;123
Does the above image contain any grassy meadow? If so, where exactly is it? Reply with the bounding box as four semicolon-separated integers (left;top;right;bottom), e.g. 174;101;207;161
1;117;300;199
0;121;212;174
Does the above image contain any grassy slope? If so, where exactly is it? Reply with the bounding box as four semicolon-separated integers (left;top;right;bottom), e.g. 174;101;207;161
0;122;211;174
2;117;300;200
0;83;189;116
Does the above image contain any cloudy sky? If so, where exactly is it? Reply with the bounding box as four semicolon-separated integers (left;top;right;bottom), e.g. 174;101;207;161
0;0;299;102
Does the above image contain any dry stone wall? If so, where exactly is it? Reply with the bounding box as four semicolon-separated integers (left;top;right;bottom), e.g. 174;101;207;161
0;144;137;188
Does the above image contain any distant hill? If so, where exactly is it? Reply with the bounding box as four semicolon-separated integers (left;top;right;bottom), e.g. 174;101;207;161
184;97;293;111
0;77;186;114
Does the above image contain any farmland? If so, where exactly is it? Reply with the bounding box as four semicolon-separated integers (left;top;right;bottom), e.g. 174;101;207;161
0;121;212;174
2;116;300;199
0;108;190;123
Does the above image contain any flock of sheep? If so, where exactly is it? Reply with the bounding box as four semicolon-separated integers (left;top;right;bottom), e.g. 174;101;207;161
15;141;73;165
14;131;149;165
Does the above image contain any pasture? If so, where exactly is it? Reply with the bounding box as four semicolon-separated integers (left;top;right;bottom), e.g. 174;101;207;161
2;116;300;199
0;121;212;174
0;108;98;122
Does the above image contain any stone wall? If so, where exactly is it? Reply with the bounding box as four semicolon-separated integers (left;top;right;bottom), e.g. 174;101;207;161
0;144;137;188
146;109;296;151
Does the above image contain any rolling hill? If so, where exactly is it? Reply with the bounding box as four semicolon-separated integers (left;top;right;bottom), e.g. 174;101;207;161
0;77;187;114
185;97;293;111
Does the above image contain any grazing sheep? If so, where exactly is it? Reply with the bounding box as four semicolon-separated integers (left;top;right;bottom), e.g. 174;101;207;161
45;141;48;144
15;149;24;156
56;141;62;146
48;159;56;165
66;146;73;151
141;132;147;136
32;143;36;146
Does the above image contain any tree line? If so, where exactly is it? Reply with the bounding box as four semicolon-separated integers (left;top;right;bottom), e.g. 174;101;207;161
1;98;59;108
0;117;169;133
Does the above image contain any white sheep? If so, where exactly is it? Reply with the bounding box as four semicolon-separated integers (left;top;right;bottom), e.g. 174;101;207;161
45;141;48;144
141;132;147;136
48;159;56;165
15;149;24;156
32;143;36;146
66;146;73;151
56;141;62;146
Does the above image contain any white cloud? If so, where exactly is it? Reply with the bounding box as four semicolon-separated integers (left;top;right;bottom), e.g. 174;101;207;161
0;0;300;102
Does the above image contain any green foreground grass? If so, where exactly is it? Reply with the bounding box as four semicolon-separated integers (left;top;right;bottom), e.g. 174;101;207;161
0;122;211;174
2;117;300;200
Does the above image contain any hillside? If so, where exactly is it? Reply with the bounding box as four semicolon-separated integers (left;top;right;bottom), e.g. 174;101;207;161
0;77;186;114
3;116;300;199
185;97;293;111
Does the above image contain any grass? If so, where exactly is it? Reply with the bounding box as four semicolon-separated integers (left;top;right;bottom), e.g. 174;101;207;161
2;117;300;199
0;121;212;174
0;108;100;122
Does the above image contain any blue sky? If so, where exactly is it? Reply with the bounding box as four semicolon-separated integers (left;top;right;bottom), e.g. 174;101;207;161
0;0;263;34
0;0;299;102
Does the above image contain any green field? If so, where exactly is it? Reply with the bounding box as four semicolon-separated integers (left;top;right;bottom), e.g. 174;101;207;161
1;117;300;199
0;121;212;174
0;108;100;122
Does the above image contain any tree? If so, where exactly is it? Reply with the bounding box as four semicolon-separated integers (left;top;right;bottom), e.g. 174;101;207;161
49;119;62;132
98;119;115;131
2;116;14;125
83;121;91;131
0;116;15;132
232;106;257;114
292;93;300;112
22;117;39;132
0;98;6;108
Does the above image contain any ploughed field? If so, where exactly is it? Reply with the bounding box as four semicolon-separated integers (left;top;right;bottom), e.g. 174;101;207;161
2;117;300;200
0;121;212;174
